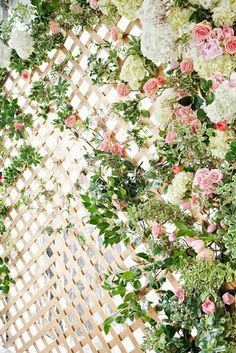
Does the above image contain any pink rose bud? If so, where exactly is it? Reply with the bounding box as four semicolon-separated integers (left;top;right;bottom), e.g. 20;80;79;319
172;165;181;174
117;83;130;97
169;233;176;242
21;71;30;80
111;143;125;157
165;130;176;144
224;36;236;54
202;299;215;314
191;239;205;253
13;122;25;129
64;115;77;128
170;61;179;69
99;138;112;152
210;28;223;40
181;200;191;210
222;27;234;38
49;21;60;34
222;292;235;305
192;21;211;41
143;78;159;95
180;59;193;74
111;27;122;41
152;223;165;237
175;288;186;303
207;224;217;233
156;76;165;85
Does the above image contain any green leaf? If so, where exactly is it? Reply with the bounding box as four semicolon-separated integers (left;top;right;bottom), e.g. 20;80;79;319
178;96;193;106
120;271;134;281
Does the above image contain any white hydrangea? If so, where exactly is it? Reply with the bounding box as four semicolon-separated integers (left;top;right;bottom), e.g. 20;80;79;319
111;0;143;20
0;41;12;68
209;131;230;160
153;88;175;127
166;6;195;36
98;0;115;15
10;30;33;60
166;172;193;205
212;1;236;26
137;0;178;65
203;80;236;123
188;0;219;9
120;55;145;90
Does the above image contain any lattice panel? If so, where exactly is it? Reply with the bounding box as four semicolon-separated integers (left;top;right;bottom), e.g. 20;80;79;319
0;17;179;353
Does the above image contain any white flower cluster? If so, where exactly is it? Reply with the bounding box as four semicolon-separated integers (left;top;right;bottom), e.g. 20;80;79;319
137;0;178;65
166;172;193;205
120;55;145;90
111;0;143;20
0;41;12;69
153;88;175;127
203;80;236;124
209;131;230;160
10;30;33;60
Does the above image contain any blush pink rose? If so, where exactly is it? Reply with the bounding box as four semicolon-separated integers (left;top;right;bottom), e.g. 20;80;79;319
64;115;77;127
202;299;215;314
181;200;191;210
207;224;217;233
175;288;186;303
111;27;122;41
224;36;236;54
194;168;209;185
170;61;180;69
211;73;225;91
210;28;223;40
180;59;193;74
165;130;176;144
208;169;223;184
191;239;205;254
49;21;60;34
99;138;112;152
152;223;165;237
21;71;30;80
111;143;125;157
222;292;235;305
169;233;176;242
117;83;130;96
222;27;234;39
185;236;199;247
192;21;211;41
13;122;25;129
197;248;215;262
143;78;159;95
229;79;236;87
174;105;191;119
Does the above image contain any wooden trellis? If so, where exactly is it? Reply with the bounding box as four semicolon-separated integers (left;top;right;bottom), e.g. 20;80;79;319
0;17;179;353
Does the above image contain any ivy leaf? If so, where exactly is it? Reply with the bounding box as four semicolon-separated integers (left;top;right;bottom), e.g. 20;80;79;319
178;96;193;106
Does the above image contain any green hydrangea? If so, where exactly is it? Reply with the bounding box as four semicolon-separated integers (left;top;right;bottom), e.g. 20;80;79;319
112;0;143;20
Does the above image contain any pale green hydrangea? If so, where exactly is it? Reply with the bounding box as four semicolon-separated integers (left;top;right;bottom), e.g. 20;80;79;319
120;55;145;90
167;6;194;35
212;1;236;26
153;88;175;128
193;54;234;79
209;131;230;160
111;0;143;20
166;172;193;205
98;0;116;16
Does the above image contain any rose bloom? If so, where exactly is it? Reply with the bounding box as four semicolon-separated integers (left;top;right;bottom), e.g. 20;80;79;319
111;27;122;41
229;79;236;87
143;78;158;95
185;236;199;247
222;292;235;305
172;165;181;174
165;130;176;144
192;21;211;41
175;288;186;303
152;223;165;237
197;248;215;262
170;61;179;69
222;27;234;39
191;239;205;254
224;36;236;54
168;233;176;242
13;122;25;129
64;115;77;128
211;73;224;91
191;118;201;134
89;0;98;9
202;299;215;314
99;138;112;152
208;169;223;184
111;143;125;157
216;121;228;131
210;28;223;40
181;200;191;210
21;71;30;80
180;59;193;74
207;224;217;233
156;76;165;85
117;83;130;97
174;105;191;119
49;21;60;34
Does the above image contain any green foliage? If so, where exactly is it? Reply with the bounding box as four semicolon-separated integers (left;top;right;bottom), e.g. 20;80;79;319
3;145;43;187
0;257;15;294
112;96;150;125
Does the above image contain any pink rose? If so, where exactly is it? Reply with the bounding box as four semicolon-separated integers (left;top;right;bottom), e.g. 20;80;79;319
13;122;25;129
181;200;191;210
192;21;211;41
170;61;179;69
224;36;236;54
174;105;191;119
49;21;60;34
111;27;122;42
111;143;125;157
199;38;223;59
156;76;165;85
191;119;201;134
64;115;77;128
207;224;217;233
169;233;176;242
211;73;225;91
117;83;130;97
165;130;176;144
208;169;223;184
222;292;235;305
197;248;215;262
210;28;223;40
222;27;234;39
21;71;30;80
152;223;165;237
175;288;186;303
99;138;112;152
202;299;215;314
185;236;199;247
180;59;193;74
172;165;182;174
194;168;209;185
143;78;159;95
191;239;205;254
